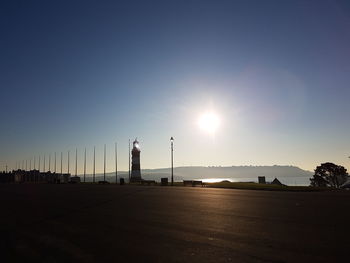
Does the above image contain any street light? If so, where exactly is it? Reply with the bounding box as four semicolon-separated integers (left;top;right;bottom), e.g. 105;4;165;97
170;137;174;186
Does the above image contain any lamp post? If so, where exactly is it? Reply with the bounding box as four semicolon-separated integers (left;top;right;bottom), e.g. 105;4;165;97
170;137;174;186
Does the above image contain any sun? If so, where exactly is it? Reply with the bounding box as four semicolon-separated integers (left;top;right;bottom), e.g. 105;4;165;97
198;112;220;134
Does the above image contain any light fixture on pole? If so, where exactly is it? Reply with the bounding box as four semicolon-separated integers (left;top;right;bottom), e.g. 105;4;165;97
170;137;174;186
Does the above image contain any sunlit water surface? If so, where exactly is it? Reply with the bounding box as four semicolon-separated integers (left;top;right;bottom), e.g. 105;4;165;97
198;177;311;186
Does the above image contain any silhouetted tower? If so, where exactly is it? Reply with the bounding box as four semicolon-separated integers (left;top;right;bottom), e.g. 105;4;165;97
130;138;142;182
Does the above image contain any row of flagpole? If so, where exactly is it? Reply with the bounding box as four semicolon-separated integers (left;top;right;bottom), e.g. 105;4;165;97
10;141;125;183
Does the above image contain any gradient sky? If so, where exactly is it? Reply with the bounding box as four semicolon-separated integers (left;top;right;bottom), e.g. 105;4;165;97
1;0;350;173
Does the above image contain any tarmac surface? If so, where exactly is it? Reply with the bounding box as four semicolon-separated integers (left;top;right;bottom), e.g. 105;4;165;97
0;184;349;262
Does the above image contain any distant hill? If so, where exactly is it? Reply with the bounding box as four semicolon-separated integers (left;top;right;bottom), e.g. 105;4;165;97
83;165;313;184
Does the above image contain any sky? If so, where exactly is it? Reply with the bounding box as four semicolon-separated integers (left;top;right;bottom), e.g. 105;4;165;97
1;0;350;173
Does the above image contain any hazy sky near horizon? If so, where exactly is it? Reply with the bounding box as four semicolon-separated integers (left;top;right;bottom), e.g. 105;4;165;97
1;0;350;173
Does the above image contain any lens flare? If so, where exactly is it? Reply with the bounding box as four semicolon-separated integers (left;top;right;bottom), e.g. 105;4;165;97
198;112;220;134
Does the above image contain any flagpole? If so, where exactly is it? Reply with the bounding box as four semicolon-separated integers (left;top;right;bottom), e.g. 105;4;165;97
75;148;78;177
104;144;106;182
128;139;131;183
115;142;118;184
93;146;96;183
84;148;86;183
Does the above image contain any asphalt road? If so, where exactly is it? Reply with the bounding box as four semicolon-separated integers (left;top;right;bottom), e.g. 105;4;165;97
0;184;349;262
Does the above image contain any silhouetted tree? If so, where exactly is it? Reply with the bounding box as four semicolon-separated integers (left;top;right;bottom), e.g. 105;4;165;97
310;162;348;188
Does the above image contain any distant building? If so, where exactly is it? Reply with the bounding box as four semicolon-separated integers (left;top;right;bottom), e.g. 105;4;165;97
130;138;142;182
258;176;266;184
0;171;14;183
0;169;70;184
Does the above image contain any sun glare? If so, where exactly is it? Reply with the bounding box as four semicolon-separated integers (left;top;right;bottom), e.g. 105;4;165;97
198;112;220;134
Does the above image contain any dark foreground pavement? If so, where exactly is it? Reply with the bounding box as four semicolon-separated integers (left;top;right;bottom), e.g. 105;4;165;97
0;184;349;262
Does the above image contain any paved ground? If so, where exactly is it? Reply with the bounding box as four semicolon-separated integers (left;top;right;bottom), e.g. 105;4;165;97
0;184;349;262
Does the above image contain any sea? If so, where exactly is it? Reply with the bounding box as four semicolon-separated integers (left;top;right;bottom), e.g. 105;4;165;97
197;176;311;186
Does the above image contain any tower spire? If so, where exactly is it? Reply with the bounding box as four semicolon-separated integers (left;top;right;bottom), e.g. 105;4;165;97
130;138;142;182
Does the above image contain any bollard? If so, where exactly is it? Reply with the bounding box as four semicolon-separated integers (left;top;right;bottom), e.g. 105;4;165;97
120;178;125;185
161;178;168;186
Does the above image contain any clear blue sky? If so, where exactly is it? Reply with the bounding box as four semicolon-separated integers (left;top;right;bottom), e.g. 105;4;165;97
1;0;350;173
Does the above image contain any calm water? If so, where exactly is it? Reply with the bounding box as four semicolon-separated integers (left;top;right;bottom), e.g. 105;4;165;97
198;177;311;186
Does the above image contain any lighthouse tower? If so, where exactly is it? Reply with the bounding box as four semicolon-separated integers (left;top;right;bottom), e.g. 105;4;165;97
130;138;142;182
